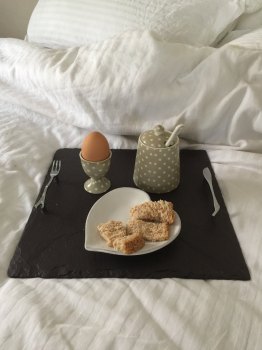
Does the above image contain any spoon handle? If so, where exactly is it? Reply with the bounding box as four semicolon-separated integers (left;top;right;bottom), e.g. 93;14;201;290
165;124;184;147
203;167;220;216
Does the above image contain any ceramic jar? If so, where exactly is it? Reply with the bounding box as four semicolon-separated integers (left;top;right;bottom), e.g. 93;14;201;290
133;125;180;193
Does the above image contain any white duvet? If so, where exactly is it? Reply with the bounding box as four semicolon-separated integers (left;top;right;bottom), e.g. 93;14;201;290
1;26;262;349
1;27;262;151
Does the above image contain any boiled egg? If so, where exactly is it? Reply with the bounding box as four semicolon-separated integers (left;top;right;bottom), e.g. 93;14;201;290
81;131;110;161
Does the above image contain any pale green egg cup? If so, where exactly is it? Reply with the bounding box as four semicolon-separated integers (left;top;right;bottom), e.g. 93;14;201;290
79;151;112;194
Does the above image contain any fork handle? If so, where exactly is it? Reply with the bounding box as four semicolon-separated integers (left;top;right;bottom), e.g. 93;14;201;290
34;176;54;208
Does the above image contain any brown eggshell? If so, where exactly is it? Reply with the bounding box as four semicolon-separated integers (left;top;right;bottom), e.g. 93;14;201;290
81;131;110;161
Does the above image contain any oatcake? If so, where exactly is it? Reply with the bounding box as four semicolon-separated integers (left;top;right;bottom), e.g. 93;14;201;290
97;220;127;247
130;200;175;224
113;231;145;254
97;200;175;254
97;220;145;254
127;220;169;242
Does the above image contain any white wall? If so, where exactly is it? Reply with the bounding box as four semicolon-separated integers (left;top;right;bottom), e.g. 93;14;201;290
0;0;38;39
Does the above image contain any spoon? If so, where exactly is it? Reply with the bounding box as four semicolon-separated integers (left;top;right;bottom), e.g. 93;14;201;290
203;167;220;216
165;124;184;147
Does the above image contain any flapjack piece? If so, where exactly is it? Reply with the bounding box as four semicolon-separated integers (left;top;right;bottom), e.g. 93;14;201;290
130;200;175;224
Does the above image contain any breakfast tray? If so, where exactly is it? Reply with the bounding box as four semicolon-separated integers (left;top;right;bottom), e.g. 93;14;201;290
7;149;250;280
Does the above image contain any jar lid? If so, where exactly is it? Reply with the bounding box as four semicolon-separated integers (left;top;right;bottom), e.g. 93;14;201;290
140;125;171;148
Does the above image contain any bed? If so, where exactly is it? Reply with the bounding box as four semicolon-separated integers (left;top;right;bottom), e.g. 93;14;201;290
1;0;262;349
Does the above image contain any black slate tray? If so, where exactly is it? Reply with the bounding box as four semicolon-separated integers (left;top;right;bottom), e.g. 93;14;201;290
8;149;250;280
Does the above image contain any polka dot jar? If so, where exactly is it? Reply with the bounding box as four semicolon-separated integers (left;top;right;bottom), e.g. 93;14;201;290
133;125;180;193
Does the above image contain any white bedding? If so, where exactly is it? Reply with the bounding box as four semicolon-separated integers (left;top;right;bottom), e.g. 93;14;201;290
1;29;262;152
1;27;262;349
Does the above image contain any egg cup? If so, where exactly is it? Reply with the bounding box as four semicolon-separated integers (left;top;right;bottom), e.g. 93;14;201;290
79;151;112;194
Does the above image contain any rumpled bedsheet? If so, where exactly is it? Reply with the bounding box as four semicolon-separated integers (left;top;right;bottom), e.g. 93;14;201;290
0;28;262;151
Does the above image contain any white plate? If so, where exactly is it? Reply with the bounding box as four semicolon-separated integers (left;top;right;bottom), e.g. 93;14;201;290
85;187;181;256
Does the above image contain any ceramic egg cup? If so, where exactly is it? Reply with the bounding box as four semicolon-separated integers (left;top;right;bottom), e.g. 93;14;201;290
79;151;112;194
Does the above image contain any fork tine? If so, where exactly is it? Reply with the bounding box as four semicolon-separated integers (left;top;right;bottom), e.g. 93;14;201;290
51;160;56;171
50;159;61;174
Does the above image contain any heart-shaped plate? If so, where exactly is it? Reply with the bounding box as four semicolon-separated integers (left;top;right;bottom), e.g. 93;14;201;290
85;187;181;255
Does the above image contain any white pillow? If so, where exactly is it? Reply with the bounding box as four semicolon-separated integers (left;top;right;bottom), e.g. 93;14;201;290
217;2;262;46
26;0;245;48
235;7;262;30
245;0;262;13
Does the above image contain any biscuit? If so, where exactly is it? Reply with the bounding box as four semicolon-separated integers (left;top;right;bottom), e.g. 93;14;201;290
113;231;145;254
127;220;169;242
130;200;175;224
97;220;127;247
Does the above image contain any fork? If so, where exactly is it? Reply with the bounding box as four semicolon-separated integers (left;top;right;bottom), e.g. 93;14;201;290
34;160;61;210
203;167;220;216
